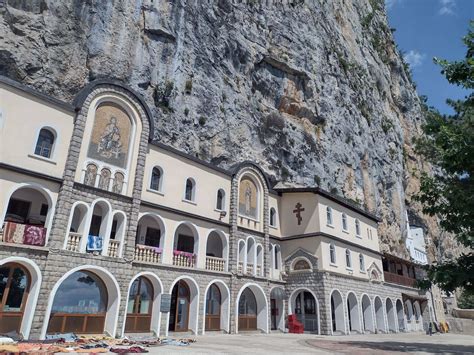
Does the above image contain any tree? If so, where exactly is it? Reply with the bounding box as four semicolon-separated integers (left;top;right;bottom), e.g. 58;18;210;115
415;21;474;295
457;289;474;309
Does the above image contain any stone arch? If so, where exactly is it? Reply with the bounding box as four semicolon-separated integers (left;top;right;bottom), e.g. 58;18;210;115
173;221;200;266
73;79;154;141
290;256;313;272
346;292;362;333
413;301;423;331
289;288;320;334
270;286;286;332
122;272;163;336
256;244;264;276
205;229;228;271
374;296;386;333
330;289;345;335
0;257;42;340
1;182;56;245
82;198;113;254
361;293;375;333
235;283;269;333
109;210;126;257
64;201;90;250
167;276;200;335
136;212;166;249
40;265;121;339
202;279;231;334
246;236;257;274
396;299;405;332
386;298;397;332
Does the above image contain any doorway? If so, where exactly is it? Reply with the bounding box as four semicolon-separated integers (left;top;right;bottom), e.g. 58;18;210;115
169;280;190;332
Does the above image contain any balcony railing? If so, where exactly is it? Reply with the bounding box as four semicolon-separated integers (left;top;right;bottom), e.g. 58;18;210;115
384;271;417;288
173;250;195;268
134;244;162;264
256;264;262;276
108;240;120;258
238;261;244;273
1;221;46;246
66;232;82;252
205;256;225;272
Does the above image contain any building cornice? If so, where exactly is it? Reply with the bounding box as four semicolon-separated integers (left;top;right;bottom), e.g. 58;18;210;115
277;231;382;256
140;200;231;228
273;186;381;222
0;75;75;113
0;162;63;184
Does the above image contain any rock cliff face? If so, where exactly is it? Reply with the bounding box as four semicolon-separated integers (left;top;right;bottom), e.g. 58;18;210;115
0;0;451;259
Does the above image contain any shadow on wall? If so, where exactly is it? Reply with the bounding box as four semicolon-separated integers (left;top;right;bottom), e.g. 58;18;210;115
305;339;474;354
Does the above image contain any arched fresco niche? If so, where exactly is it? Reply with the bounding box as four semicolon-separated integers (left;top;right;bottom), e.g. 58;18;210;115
238;177;258;219
87;103;132;168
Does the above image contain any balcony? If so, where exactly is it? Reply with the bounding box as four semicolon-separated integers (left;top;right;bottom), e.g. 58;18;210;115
1;221;46;247
134;244;162;264
205;256;226;272
238;261;244;273
66;232;82;252
172;250;196;268
108;240;121;258
384;272;417;288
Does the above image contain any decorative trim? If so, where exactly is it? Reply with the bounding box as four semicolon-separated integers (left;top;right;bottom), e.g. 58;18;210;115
141;200;231;228
0;75;75;113
0;162;63;183
281;232;383;256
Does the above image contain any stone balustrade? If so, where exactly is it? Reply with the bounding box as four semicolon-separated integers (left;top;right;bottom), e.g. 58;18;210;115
238;261;243;273
134;244;162;264
172;251;195;268
256;264;262;276
247;263;254;275
108;240;120;257
205;256;225;272
66;232;82;252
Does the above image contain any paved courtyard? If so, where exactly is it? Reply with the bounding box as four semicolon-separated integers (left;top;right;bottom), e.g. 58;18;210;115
148;332;474;354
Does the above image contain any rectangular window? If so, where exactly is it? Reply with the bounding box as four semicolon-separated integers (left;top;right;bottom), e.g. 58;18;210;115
40;203;49;216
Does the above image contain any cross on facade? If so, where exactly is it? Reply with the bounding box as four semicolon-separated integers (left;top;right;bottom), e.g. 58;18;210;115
293;202;305;225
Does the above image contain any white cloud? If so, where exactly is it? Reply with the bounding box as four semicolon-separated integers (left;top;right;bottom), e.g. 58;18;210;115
404;50;426;68
439;0;456;15
385;0;403;10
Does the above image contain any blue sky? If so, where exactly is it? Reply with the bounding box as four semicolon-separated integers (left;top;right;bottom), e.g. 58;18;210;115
385;0;472;114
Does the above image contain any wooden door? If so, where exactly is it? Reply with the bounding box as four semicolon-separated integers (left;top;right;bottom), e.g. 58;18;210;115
205;284;221;331
0;264;30;334
125;277;154;333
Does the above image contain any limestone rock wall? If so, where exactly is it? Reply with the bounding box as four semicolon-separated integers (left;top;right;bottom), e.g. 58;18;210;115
0;0;453;260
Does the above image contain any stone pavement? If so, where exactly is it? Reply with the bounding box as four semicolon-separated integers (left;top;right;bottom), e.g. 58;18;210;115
147;332;474;354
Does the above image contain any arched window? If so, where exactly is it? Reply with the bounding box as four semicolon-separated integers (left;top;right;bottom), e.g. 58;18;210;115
326;207;333;225
112;172;124;194
293;259;311;271
342;213;348;231
216;189;225;210
359;253;365;271
84;163;98;186
98;168;111;190
239;287;257;316
269;208;277;227
206;284;221;316
0;264;30;334
150;167;162;191
184;178;195;201
125;276;154;333
47;270;108;334
34;128;55;158
330;244;336;264
345;249;352;268
355;219;361;236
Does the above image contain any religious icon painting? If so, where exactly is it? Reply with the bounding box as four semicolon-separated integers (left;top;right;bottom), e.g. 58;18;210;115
238;177;258;218
87;103;132;168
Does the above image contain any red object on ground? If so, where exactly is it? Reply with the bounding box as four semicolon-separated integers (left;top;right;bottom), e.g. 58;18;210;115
288;314;304;334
